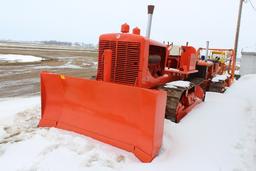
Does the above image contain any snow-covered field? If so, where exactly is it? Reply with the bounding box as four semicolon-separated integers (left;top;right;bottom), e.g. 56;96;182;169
0;75;256;171
0;54;44;63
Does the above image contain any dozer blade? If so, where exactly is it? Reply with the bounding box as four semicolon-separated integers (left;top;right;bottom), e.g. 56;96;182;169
39;72;167;162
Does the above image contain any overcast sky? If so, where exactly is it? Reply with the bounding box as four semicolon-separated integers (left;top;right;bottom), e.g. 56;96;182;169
0;0;255;52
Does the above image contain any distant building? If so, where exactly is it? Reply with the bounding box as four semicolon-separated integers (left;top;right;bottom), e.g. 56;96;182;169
240;51;256;76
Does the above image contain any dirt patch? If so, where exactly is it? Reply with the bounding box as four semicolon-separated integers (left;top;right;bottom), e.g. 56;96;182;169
0;44;98;97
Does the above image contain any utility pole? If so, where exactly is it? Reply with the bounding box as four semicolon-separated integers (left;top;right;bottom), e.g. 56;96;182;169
234;0;244;59
232;0;244;79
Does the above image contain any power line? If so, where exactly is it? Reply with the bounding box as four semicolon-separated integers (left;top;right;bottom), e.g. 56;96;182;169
245;0;256;11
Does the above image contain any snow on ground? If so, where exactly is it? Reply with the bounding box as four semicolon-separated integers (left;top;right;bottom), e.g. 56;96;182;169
34;58;97;70
0;54;43;63
242;45;256;52
0;96;39;126
212;73;230;82
34;61;82;69
165;80;191;88
0;75;256;171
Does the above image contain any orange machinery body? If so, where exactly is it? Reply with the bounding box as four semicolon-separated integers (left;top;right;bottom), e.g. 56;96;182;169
96;33;171;88
97;33;200;87
164;45;205;122
39;29;205;162
96;33;204;122
165;46;198;75
196;48;236;87
167;46;197;71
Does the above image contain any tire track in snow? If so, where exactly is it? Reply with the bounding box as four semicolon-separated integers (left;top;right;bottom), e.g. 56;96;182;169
0;106;40;145
0;105;127;170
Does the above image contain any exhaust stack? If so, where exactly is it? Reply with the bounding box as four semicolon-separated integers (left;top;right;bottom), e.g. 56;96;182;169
146;5;155;38
205;41;210;60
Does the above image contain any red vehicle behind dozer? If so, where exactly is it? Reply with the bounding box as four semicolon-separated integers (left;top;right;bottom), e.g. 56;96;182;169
197;47;236;92
39;5;235;162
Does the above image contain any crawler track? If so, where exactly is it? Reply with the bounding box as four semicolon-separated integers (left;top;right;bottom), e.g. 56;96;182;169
209;80;226;93
160;83;195;122
160;78;206;122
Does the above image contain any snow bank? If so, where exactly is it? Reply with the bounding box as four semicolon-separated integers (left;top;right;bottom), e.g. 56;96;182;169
0;54;43;63
0;75;256;171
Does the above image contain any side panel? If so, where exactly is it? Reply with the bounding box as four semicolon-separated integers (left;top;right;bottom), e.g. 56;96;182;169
39;72;167;162
180;46;197;72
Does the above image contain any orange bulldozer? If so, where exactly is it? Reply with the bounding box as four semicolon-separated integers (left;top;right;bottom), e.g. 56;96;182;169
197;44;236;93
39;5;224;162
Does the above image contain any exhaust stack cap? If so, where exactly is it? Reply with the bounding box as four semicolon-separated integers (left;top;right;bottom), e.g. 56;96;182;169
133;27;141;35
146;5;155;38
148;5;155;14
121;23;130;33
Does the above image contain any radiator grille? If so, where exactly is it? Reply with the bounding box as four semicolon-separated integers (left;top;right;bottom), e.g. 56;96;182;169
97;40;140;86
